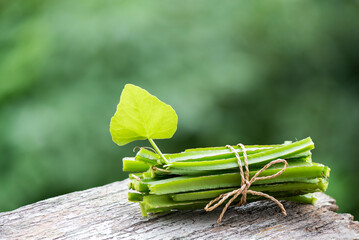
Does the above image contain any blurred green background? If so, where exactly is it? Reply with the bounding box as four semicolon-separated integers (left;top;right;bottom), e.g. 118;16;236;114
1;0;359;219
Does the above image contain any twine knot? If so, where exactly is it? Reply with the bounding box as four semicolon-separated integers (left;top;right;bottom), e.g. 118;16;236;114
204;143;288;223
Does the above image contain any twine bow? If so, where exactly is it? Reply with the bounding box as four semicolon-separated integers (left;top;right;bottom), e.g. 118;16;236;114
204;143;288;223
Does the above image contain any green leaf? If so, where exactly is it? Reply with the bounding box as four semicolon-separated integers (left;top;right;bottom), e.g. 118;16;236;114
110;84;178;146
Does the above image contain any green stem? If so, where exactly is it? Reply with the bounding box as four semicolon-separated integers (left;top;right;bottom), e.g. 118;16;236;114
148;138;168;164
138;193;317;216
166;137;314;171
130;162;330;194
122;157;150;172
136;145;311;162
158;157;310;176
170;178;327;201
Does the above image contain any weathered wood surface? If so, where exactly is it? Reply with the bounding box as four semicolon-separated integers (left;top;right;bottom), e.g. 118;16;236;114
0;179;358;240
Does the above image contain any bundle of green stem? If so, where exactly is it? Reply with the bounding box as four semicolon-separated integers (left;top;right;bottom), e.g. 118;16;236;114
124;137;330;219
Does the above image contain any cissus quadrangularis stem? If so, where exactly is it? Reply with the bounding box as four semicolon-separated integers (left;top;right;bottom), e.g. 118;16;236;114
129;162;329;195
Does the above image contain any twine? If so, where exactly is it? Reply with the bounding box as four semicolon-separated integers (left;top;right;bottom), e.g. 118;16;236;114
151;166;171;173
204;143;288;223
133;146;156;153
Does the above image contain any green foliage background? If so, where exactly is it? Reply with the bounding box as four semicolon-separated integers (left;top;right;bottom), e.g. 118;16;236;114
1;0;359;218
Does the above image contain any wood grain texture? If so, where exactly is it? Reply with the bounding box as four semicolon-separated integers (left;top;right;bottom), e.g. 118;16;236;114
0;179;358;240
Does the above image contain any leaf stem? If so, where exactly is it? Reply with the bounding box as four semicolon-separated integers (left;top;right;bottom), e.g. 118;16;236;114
148;138;168;164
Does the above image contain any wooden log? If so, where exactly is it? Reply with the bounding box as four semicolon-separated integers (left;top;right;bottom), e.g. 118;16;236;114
0;179;358;239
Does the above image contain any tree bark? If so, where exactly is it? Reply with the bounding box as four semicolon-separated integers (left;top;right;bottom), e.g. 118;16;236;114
0;179;358;240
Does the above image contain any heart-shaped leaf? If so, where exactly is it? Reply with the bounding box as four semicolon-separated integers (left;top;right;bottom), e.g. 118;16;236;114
110;84;178;146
